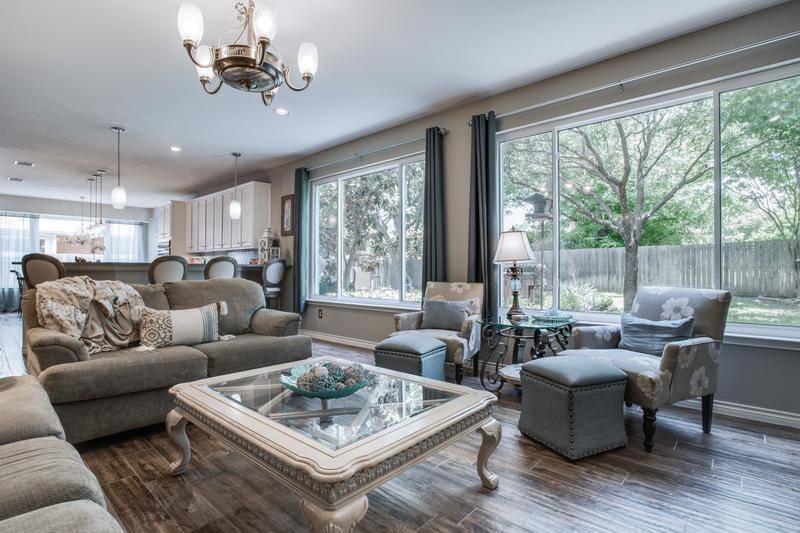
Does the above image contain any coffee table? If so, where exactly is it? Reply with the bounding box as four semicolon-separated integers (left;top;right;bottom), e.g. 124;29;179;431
166;357;500;532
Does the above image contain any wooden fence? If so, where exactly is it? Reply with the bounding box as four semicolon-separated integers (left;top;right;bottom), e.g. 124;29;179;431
554;240;797;298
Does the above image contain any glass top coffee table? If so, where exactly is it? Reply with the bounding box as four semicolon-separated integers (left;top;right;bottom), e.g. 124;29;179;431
166;356;499;532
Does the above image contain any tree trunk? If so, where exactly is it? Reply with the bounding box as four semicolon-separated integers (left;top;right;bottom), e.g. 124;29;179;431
623;240;639;311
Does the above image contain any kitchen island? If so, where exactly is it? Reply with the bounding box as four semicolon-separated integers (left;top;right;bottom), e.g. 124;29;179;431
62;262;266;285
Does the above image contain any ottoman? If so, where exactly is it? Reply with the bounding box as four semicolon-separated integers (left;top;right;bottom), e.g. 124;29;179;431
518;355;627;460
374;334;447;381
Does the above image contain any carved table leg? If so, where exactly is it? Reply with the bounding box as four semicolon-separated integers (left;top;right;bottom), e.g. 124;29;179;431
476;417;501;490
166;409;191;476
301;495;369;533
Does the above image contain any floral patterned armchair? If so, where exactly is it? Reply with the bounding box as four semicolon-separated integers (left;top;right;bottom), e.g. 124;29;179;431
562;286;732;452
392;282;484;384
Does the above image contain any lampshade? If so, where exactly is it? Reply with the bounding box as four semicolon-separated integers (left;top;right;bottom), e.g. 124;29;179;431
297;42;318;76
177;3;204;43
493;229;535;263
229;199;241;220
253;5;277;41
111;186;127;210
194;45;214;78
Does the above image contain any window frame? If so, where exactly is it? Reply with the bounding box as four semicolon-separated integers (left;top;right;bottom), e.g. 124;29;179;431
496;61;800;338
307;152;425;310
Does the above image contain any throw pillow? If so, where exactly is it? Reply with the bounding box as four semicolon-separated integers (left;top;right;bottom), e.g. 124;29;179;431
420;300;471;331
619;314;694;356
139;301;227;348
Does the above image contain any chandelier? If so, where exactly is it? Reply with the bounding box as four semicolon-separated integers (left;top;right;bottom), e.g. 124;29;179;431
177;1;319;107
66;174;106;253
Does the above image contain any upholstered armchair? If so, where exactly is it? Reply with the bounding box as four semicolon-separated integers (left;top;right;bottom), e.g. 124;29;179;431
561;286;732;452
392;282;484;384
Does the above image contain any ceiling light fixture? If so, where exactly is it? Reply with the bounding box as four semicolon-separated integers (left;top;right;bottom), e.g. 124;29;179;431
177;1;319;107
7;177;24;182
229;152;242;220
170;145;182;152
110;127;127;210
13;160;35;167
274;107;289;116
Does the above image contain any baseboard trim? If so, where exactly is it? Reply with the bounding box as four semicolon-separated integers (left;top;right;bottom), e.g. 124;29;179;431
300;329;378;351
675;398;800;429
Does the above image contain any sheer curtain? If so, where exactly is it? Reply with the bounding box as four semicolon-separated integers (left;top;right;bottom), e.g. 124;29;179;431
0;214;38;313
103;222;145;262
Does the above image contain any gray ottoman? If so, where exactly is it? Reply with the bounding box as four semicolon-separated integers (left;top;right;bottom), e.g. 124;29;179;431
518;355;627;460
374;334;447;381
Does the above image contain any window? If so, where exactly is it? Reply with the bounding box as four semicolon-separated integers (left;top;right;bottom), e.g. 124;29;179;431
310;156;425;305
38;217;145;263
721;76;800;326
498;68;800;328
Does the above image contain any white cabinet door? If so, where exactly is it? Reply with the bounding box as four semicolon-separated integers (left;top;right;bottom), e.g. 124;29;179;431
222;192;232;249
213;195;223;249
164;202;172;239
197;200;207;250
240;184;255;248
185;202;193;251
231;189;242;248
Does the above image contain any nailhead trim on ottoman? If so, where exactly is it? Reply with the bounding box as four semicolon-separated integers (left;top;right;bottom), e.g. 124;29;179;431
374;334;447;381
518;356;628;460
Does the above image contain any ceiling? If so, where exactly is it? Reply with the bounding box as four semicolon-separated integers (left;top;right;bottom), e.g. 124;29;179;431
0;0;783;208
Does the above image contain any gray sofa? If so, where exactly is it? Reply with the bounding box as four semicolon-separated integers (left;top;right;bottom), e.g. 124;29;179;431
0;375;123;533
22;278;312;443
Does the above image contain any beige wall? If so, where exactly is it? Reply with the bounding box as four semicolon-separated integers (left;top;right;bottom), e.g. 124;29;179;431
266;2;800;347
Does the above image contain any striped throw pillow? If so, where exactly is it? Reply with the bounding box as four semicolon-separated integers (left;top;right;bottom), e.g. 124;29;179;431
139;302;227;348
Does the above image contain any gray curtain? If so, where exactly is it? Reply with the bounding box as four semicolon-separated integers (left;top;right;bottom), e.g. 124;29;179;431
422;126;446;287
292;167;310;313
467;112;498;318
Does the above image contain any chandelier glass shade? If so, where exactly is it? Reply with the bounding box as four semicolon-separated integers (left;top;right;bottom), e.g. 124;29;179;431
229;152;242;220
110;126;126;210
177;1;318;107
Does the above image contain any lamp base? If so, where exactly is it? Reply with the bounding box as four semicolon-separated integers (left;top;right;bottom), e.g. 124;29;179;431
506;291;527;322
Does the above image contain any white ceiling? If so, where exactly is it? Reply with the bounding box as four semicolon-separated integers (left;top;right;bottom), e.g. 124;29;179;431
0;0;782;208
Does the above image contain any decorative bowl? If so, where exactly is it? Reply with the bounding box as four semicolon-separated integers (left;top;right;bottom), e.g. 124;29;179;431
279;363;373;399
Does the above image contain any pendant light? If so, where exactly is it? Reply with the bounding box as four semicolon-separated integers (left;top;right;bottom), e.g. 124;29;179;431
110;126;127;209
229;152;242;220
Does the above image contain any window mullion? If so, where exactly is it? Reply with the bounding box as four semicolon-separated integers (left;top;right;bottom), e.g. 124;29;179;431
713;90;723;290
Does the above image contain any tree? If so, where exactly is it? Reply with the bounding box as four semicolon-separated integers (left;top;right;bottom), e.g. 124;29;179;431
722;76;800;298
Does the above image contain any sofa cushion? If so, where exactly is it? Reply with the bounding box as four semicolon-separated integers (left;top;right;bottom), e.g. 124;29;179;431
420;300;471;331
39;345;207;404
164;279;265;335
140;303;223;348
561;348;673;409
194;334;312;376
130;283;170;310
0;376;64;445
618;314;693;356
0;437;105;521
0;501;124;533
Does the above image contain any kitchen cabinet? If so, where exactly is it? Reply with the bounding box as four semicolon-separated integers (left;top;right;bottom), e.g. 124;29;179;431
184;181;271;254
153;201;187;256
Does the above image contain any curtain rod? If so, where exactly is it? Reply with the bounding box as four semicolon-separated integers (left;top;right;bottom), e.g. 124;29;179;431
468;30;800;125
306;128;448;173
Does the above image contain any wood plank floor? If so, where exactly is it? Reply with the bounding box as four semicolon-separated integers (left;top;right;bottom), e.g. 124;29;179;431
1;313;799;532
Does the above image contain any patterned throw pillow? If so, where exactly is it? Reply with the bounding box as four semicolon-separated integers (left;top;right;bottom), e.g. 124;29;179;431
139;302;227;348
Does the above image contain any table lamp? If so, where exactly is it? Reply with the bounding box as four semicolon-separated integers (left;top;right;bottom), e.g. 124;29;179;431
493;227;536;321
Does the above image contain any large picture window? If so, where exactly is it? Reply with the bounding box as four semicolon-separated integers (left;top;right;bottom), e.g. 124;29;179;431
498;68;800;327
310;156;424;305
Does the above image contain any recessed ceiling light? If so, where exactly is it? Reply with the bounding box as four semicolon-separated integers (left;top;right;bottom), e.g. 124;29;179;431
274;108;290;116
13;160;35;167
7;177;24;182
169;145;182;152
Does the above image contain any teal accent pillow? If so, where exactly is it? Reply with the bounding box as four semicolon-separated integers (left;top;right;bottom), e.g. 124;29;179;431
619;314;694;356
421;300;471;331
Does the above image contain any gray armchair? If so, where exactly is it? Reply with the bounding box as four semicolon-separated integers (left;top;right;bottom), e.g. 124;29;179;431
562;286;731;452
392;281;484;384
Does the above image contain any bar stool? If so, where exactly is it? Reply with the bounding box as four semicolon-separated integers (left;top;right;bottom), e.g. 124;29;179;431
21;253;66;289
204;256;239;279
148;255;188;283
261;258;285;309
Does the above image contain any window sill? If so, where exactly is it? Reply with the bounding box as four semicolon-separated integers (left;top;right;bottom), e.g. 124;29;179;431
305;297;421;314
560;310;800;351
